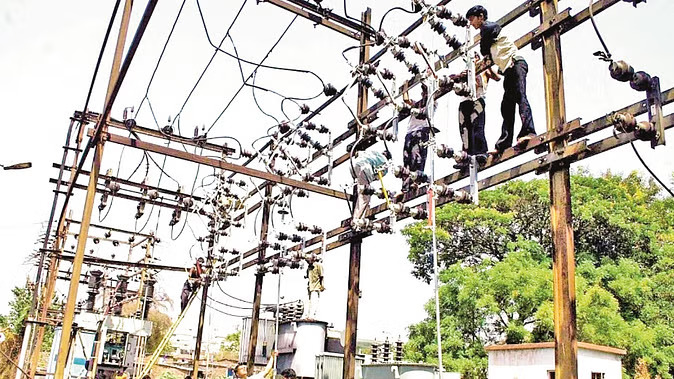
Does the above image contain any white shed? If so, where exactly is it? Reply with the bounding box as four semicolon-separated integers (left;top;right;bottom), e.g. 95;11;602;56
485;342;626;379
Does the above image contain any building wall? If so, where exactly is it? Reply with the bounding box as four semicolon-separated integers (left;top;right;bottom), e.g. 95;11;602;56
487;347;623;379
578;349;623;379
487;348;554;379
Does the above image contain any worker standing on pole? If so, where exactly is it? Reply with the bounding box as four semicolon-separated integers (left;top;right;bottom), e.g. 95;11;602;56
454;53;499;170
304;256;325;320
466;5;537;154
401;82;436;194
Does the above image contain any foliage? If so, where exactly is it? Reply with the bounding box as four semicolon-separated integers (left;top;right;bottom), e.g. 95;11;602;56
0;286;31;335
403;171;674;378
216;329;241;361
146;308;174;355
0;331;22;378
158;372;181;379
0;286;32;378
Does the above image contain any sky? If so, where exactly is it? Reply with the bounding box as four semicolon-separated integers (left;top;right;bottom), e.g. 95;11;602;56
1;0;673;347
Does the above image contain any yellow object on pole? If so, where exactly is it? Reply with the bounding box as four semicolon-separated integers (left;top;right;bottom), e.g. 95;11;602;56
138;291;199;378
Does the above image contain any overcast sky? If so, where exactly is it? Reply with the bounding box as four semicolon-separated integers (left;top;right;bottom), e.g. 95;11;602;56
1;0;672;344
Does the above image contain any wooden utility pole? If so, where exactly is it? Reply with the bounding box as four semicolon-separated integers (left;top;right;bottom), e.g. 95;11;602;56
540;0;578;377
193;231;215;378
247;184;273;373
343;9;370;379
53;0;133;376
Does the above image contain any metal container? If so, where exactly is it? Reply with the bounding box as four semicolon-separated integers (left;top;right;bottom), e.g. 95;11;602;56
239;317;277;365
276;320;327;378
361;363;437;379
315;352;364;379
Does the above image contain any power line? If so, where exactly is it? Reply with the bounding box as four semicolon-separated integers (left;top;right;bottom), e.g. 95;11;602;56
170;0;249;133
195;0;325;100
195;5;302;133
630;142;674;197
136;0;189;118
207;295;253;310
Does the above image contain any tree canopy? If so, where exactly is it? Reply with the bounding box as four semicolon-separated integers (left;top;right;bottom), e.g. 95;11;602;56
402;171;674;378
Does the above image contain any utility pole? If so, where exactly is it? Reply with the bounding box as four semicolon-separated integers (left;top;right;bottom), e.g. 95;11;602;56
343;9;370;379
247;184;273;373
53;0;133;376
540;0;578;377
192;230;216;378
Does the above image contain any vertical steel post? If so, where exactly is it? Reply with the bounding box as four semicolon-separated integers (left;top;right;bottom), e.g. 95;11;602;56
27;120;79;377
343;9;370;379
53;1;133;376
193;231;215;378
540;1;578;377
247;184;273;373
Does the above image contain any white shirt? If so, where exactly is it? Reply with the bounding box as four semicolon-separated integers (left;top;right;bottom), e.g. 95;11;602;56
407;101;437;133
490;33;519;73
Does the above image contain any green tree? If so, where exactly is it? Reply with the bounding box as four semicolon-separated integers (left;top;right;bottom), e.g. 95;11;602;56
216;329;241;361
0;286;32;377
146;308;174;355
403;171;674;378
0;286;31;335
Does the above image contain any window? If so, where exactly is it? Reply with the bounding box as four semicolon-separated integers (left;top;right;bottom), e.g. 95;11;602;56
591;373;605;379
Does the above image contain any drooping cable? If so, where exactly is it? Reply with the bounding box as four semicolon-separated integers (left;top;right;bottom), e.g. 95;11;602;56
588;0;612;59
206;295;253;310
199;11;301;133
343;0;377;34
378;5;420;32
215;281;273;306
195;0;325;94
630;142;674;197
170;0;249;131
136;0;189;117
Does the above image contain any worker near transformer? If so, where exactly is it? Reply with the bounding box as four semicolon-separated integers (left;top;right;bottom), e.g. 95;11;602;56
234;350;278;378
466;5;537;154
180;257;204;312
304;255;325;320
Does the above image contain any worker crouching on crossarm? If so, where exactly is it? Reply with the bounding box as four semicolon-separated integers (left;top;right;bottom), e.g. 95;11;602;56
466;5;536;154
351;150;390;220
